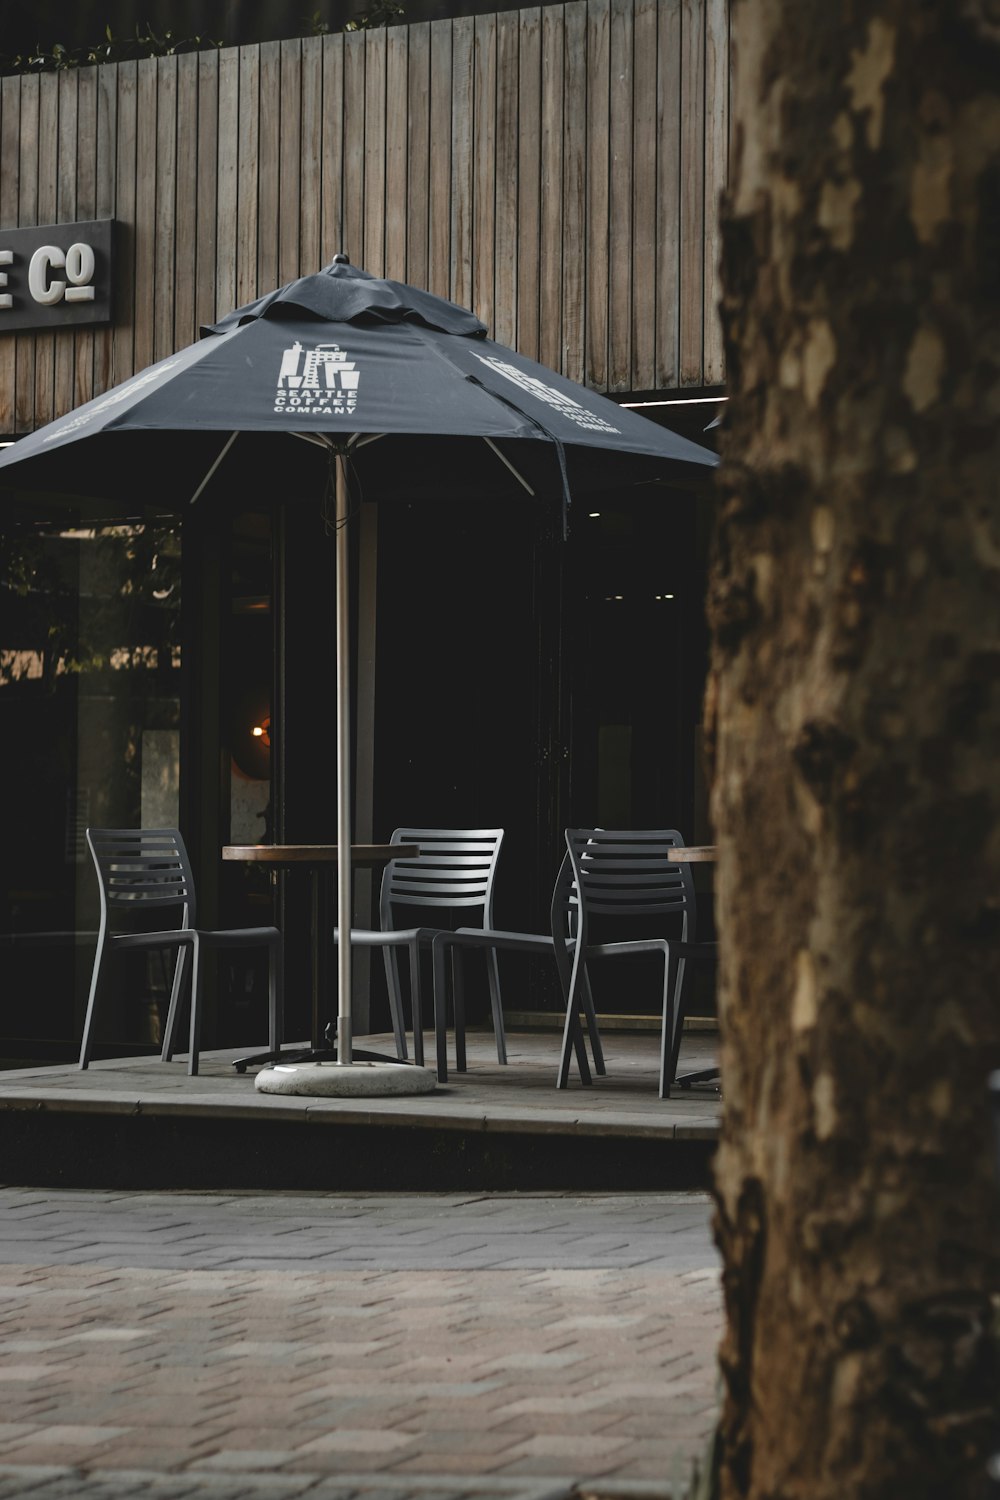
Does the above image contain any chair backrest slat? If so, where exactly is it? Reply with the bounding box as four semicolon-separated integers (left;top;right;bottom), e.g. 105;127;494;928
380;827;503;924
564;828;696;933
87;828;196;927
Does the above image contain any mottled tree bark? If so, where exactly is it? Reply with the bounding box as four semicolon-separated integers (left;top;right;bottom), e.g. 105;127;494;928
708;4;1000;1497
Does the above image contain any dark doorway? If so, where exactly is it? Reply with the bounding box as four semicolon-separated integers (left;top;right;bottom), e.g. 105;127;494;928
370;472;713;1026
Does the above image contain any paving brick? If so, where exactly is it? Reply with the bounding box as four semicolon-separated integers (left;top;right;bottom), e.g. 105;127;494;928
0;1187;721;1496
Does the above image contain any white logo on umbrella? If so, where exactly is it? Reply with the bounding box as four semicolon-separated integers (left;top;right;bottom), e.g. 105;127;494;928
275;340;360;416
473;354;620;434
43;358;185;442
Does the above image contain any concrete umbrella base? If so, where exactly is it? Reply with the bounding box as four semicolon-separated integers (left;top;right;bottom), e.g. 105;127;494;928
254;1060;437;1097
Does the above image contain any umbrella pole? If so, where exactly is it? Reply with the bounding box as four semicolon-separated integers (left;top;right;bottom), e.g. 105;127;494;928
335;450;353;1065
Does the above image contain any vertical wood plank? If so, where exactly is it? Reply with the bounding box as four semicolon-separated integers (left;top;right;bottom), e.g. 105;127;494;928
33;73;58;426
196;48;219;329
494;10;519;348
631;0;657;391
0;78;20;433
93;61;117;396
53;69;77;418
703;0;727;385
279;39;302;284
111;62;137;386
608;0;633;391
299;36;323;274
450;16;474;309
516;9;541;360
74;65;97;407
153;57;177;364
679;0;705;384
236;45;260;307
92;63;117;399
385;25;409;281
215;46;238;321
472;13;496;333
342;32;366;264
257;41;281;294
428;19;452;299
55;69;77;220
364;28;387;276
174;52;199;350
586;0;610;389
14;73;38;433
321;33;345;261
562;1;587;383
133;58;158;374
406;22;430;289
538;5;564;371
655;0;681;389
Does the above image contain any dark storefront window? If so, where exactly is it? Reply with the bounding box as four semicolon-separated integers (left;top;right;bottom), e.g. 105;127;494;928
0;506;182;1063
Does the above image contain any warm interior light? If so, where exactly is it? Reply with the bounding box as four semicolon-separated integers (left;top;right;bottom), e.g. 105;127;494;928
251;716;271;748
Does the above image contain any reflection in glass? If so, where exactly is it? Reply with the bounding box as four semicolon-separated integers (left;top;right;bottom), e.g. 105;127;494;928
0;510;182;1062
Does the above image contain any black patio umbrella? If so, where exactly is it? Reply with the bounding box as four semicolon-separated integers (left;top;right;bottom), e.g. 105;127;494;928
0;257;717;1068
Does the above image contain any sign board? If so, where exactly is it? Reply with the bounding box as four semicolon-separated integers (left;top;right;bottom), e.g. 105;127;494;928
0;220;115;332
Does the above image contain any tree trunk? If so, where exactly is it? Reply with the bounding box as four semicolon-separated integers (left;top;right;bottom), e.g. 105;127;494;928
708;4;1000;1497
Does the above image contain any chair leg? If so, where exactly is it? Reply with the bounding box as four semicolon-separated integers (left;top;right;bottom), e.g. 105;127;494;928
432;937;450;1083
659;947;675;1099
434;936;449;1080
79;938;110;1070
486;948;506;1065
187;937;202;1077
269;937;283;1054
383;945;409;1061
409;940;424;1067
579;969;605;1076
557;954;593;1089
668;952;689;1089
454;947;467;1073
161;945;188;1062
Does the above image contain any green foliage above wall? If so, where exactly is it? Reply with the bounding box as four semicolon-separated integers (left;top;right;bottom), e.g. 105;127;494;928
1;24;222;76
0;5;409;76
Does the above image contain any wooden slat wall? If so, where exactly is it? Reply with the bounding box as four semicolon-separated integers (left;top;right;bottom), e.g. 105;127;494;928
0;0;728;435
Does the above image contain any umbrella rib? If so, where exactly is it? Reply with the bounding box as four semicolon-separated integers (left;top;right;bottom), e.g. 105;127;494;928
482;438;536;496
190;431;239;504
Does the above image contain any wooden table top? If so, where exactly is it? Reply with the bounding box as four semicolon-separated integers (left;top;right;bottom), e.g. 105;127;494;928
666;845;717;863
222;844;419;866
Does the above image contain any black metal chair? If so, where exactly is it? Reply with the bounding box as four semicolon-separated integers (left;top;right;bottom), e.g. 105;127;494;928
559;828;716;1098
80;828;283;1077
334;827;504;1067
430;849;605;1084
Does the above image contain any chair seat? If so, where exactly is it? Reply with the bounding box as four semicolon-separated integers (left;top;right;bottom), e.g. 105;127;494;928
449;926;576;954
334;925;442;946
586;938;716;960
110;925;280;951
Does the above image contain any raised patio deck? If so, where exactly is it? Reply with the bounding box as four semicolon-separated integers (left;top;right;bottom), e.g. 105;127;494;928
0;1027;720;1193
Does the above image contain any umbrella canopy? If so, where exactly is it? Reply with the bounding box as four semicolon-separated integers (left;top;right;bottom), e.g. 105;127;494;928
0;259;718;1071
0;258;716;517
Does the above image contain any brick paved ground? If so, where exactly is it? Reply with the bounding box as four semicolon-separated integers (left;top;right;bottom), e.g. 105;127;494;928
0;1189;721;1500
